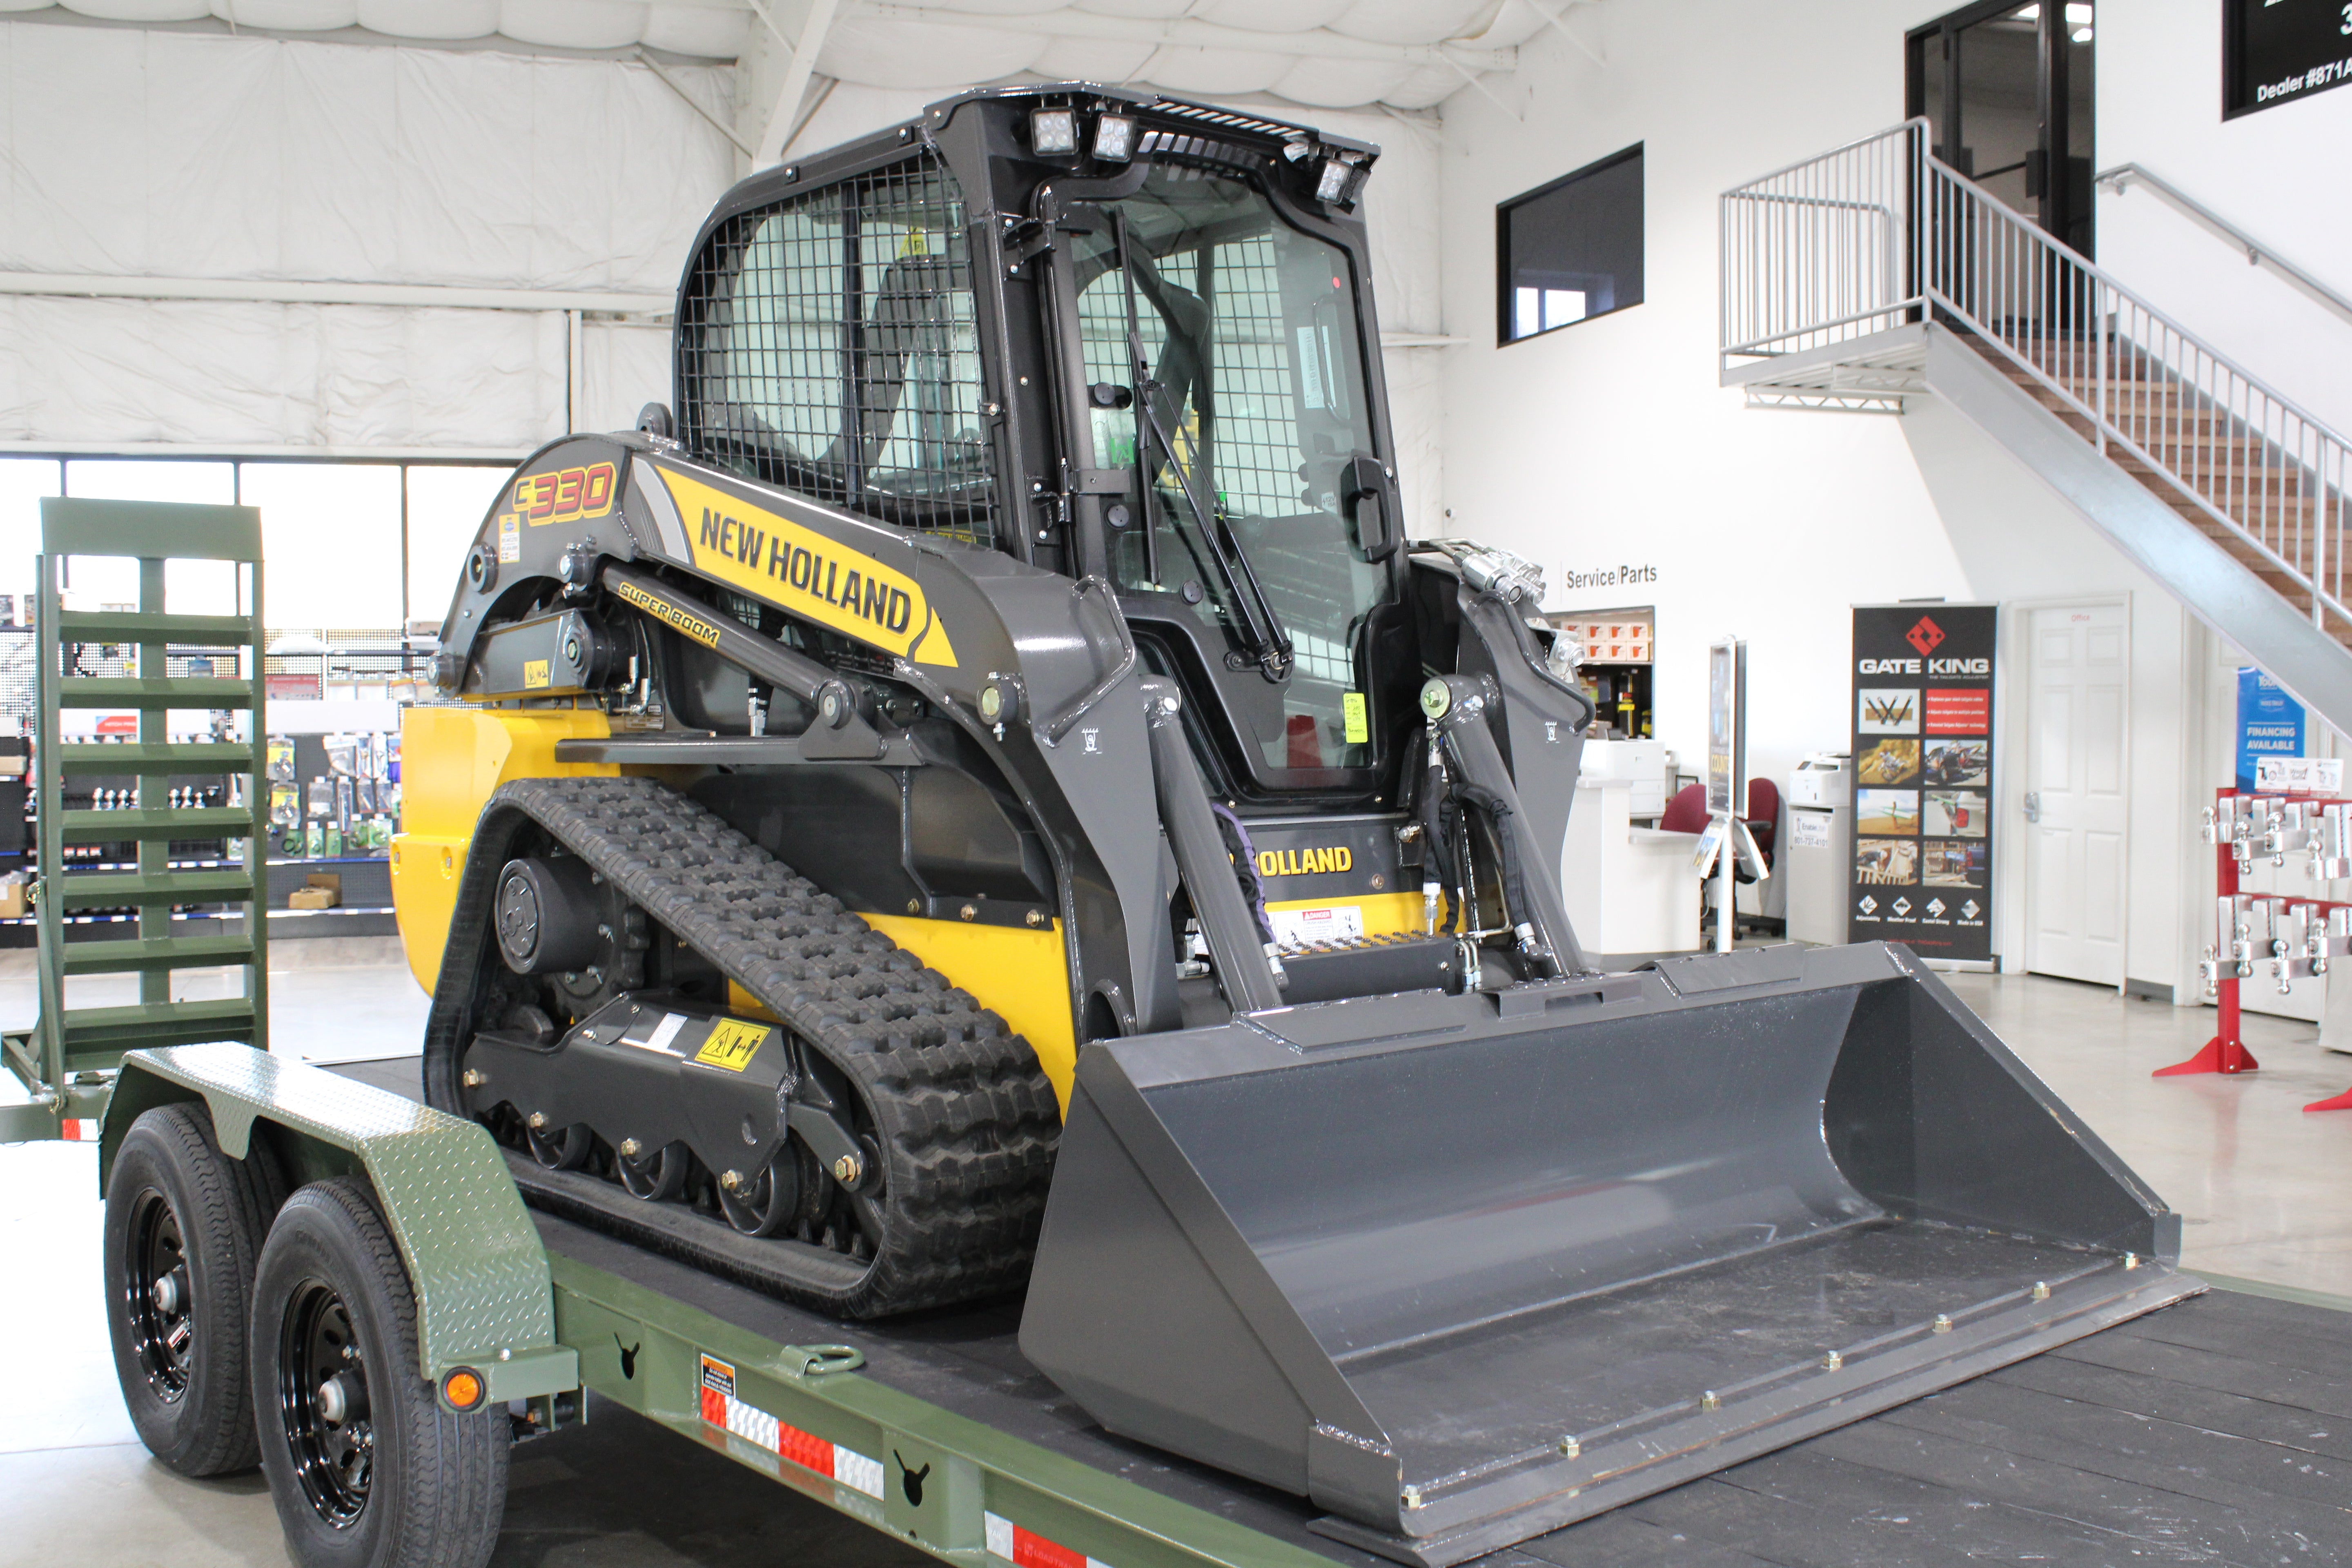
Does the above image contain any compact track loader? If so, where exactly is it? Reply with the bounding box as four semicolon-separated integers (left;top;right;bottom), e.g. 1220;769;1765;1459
396;84;2196;1564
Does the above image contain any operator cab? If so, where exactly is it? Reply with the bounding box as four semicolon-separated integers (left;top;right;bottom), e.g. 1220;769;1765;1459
1038;149;1410;806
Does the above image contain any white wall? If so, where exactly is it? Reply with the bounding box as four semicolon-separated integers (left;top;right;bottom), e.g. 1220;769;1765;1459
0;21;737;452
1434;2;1964;804
2094;0;2352;436
1430;0;2224;993
1900;396;2200;995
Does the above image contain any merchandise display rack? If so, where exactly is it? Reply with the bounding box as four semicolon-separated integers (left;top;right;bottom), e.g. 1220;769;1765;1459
10;499;269;1125
2180;785;2352;1109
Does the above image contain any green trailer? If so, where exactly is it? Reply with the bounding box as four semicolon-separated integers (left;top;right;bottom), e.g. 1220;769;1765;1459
87;1041;1359;1568
49;1036;2352;1568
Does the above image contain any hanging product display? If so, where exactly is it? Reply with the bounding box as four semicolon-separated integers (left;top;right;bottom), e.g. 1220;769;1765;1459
1849;603;1996;965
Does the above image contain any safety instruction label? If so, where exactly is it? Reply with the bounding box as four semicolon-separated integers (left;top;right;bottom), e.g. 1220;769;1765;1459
695;1018;772;1073
1342;692;1369;744
1268;904;1364;947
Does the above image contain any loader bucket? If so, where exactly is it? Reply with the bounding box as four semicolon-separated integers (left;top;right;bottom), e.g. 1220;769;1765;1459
1020;943;2196;1567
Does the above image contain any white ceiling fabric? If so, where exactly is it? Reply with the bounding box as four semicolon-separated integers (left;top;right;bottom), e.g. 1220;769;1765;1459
14;0;1541;109
0;10;1457;525
0;22;729;447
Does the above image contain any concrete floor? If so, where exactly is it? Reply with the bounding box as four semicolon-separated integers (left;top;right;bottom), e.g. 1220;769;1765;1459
2;958;2350;1567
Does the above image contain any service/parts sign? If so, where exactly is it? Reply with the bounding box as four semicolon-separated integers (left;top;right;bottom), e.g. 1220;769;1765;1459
1851;604;1995;964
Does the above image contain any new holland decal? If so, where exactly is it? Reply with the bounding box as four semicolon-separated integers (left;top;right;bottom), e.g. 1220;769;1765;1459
655;466;958;668
1256;846;1354;877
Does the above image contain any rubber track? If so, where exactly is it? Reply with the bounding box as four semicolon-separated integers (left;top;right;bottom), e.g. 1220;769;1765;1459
475;775;1060;1318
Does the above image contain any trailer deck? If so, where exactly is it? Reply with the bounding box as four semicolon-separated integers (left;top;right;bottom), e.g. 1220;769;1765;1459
333;1056;2352;1568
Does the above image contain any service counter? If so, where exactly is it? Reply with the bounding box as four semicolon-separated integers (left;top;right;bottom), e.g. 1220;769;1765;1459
1561;776;1702;966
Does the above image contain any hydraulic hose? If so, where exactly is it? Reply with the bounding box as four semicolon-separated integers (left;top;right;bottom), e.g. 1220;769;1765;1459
1425;674;1592;977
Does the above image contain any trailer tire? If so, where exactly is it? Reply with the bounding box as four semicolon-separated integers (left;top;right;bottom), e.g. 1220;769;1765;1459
253;1178;509;1568
102;1102;283;1477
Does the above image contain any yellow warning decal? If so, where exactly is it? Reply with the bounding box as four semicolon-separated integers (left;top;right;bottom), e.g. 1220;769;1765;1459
1342;692;1369;744
613;578;722;648
654;465;958;668
695;1018;773;1072
522;659;551;690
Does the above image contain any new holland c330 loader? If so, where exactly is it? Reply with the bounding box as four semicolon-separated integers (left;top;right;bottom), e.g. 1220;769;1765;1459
392;82;2196;1566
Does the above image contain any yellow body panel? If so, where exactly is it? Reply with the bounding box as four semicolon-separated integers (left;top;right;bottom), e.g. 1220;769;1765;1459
390;700;1419;1109
391;705;617;997
862;913;1076;1113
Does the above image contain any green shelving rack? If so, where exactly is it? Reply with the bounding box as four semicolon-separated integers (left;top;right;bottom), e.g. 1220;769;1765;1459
0;498;268;1138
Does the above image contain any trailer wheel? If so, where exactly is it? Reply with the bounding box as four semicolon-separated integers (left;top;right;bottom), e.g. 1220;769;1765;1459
102;1102;283;1477
254;1178;508;1568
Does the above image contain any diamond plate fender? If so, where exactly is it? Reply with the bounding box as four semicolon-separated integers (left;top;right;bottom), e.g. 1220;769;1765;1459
101;1042;577;1402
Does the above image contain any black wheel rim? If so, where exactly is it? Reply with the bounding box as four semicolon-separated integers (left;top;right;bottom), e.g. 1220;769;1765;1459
125;1187;193;1401
278;1279;372;1528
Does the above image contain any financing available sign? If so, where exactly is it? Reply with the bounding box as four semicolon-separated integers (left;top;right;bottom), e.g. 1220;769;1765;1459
1850;605;1996;965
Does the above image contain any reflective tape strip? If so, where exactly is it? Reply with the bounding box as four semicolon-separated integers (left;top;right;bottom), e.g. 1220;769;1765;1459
63;1119;99;1142
982;1510;1114;1568
698;1384;883;1499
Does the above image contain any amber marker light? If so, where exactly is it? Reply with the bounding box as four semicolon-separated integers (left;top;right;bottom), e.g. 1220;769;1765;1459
443;1368;485;1410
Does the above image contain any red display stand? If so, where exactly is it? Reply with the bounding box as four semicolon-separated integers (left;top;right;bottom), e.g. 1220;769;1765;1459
2155;791;2259;1077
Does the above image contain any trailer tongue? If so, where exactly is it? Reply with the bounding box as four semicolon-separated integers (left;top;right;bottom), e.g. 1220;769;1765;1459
1023;943;2196;1566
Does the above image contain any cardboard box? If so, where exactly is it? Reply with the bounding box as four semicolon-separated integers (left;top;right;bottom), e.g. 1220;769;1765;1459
0;881;25;920
289;872;341;911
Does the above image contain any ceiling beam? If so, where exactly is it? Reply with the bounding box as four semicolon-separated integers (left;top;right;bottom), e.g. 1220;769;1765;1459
853;4;1516;70
751;0;842;167
0;272;673;316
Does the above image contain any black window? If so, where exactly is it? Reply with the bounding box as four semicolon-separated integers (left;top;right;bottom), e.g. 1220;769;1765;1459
1496;144;1643;345
675;149;998;545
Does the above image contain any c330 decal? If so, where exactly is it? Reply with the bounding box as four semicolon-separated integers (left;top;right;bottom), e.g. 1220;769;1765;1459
512;461;618;528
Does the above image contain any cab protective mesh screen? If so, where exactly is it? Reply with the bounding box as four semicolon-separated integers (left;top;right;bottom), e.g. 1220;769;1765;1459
676;150;996;545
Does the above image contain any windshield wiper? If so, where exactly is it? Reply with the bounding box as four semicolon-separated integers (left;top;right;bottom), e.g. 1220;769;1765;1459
1113;212;1293;680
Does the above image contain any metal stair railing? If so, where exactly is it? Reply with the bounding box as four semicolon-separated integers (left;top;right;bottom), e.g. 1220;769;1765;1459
1721;120;2352;645
2094;163;2352;334
6;499;270;1134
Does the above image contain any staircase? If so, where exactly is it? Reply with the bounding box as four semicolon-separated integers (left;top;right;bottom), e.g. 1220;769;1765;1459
1720;122;2352;730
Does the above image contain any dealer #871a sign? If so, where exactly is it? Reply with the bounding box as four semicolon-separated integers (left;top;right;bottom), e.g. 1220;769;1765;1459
1851;604;1996;964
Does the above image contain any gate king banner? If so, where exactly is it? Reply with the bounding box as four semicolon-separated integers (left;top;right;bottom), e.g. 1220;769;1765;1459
1851;604;1996;964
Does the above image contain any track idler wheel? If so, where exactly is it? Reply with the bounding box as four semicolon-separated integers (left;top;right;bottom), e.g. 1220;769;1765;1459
523;1119;595;1172
615;1139;691;1202
717;1145;808;1238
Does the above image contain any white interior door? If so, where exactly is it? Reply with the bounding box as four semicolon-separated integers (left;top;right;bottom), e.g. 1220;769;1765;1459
2025;604;2127;984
